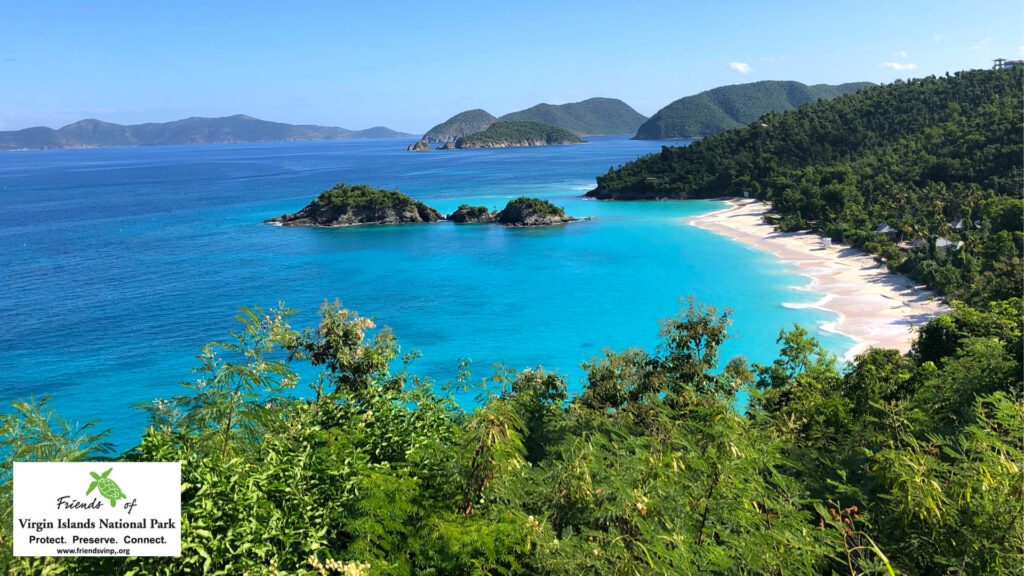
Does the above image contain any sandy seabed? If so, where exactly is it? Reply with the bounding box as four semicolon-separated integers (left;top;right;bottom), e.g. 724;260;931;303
690;199;949;360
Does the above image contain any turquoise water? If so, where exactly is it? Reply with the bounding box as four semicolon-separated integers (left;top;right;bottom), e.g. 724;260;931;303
0;137;853;446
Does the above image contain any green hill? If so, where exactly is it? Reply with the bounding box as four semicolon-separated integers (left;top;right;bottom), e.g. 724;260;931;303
0;115;413;150
634;80;873;139
454;121;584;149
421;109;498;144
500;97;647;135
590;69;1023;304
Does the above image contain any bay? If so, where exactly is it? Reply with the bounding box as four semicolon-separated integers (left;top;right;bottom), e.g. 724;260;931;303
0;137;854;446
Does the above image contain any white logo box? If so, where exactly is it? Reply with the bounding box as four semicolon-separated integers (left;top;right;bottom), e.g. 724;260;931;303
13;462;181;557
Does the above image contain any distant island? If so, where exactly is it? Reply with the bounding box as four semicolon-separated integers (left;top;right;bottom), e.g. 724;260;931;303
453;121;584;149
408;98;645;151
633;80;873;139
413;109;498;148
267;184;582;227
0;114;414;151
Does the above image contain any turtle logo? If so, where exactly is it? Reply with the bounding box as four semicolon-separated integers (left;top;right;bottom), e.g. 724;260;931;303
86;467;126;508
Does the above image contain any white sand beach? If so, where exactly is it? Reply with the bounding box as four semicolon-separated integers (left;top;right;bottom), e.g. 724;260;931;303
690;199;948;360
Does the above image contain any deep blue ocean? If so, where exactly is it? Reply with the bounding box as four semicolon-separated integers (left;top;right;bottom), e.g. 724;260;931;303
0;137;853;447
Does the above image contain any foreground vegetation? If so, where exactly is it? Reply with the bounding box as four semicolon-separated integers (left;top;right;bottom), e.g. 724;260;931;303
592;68;1023;304
1;294;1020;575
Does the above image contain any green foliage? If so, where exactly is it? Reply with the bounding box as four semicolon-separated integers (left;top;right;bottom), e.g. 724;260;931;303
495;197;567;224
593;69;1023;304
635;80;872;139
314;184;432;216
447;205;493;223
913;297;1022;364
274;183;443;226
1;295;1020;575
455;122;584;148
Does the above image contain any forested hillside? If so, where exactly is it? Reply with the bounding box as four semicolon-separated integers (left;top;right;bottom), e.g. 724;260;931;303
454;121;584;148
421;109;498;144
500;98;647;135
633;80;872;139
2;296;1019;575
591;69;1023;303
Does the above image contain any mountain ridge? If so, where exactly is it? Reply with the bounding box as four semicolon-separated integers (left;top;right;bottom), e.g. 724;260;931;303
634;80;874;139
0;114;414;150
411;98;647;150
499;97;647;135
421;109;498;145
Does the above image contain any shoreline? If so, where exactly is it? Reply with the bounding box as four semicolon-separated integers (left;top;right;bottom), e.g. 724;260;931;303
689;198;948;360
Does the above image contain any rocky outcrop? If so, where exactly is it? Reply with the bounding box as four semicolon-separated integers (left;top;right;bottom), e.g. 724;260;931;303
448;198;581;226
447;205;495;223
494;197;579;226
265;184;441;227
407;139;431;151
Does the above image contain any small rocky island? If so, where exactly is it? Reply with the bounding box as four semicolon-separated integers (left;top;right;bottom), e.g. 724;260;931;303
266;183;442;226
267;184;583;228
447;204;494;223
409;120;585;151
447;197;581;226
454;121;584;149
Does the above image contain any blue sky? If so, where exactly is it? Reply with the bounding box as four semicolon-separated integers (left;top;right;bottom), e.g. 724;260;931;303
2;1;1022;132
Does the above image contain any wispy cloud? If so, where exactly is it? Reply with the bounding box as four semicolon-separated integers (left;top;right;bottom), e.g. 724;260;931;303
1019;45;1024;55
970;37;991;50
728;61;752;74
881;62;918;70
933;34;943;44
893;50;908;58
